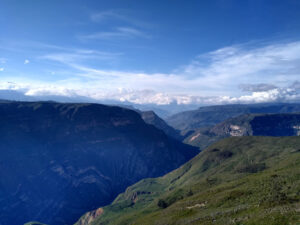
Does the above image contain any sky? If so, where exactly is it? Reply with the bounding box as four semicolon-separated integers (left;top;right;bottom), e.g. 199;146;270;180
0;0;300;105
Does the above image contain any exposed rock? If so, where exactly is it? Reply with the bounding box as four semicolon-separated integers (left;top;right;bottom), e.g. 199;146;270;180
189;133;201;141
186;202;206;209
77;208;103;225
229;125;247;136
292;125;300;136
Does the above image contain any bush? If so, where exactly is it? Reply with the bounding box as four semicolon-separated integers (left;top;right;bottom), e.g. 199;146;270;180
157;189;193;209
157;199;168;208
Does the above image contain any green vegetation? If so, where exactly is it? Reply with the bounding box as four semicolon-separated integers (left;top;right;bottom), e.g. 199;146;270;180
78;136;300;225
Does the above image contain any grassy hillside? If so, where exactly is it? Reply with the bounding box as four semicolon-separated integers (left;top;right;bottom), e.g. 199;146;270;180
77;136;300;225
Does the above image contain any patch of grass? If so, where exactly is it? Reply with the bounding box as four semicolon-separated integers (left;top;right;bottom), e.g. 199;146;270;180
236;162;266;173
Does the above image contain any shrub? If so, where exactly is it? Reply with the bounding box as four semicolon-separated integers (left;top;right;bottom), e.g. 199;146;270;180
157;199;168;208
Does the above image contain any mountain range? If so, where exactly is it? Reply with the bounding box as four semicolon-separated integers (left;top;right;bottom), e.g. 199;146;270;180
166;103;300;133
185;113;300;149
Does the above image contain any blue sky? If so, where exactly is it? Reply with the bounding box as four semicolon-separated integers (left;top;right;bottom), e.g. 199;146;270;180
1;0;300;105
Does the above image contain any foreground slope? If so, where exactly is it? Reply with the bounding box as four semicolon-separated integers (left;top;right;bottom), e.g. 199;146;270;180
77;136;300;225
167;103;300;133
0;101;198;225
186;113;300;149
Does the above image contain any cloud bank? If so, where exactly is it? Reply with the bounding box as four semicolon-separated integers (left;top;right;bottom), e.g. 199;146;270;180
1;40;300;105
0;80;299;105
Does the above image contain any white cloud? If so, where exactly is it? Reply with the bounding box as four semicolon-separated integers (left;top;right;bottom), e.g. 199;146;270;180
178;41;300;91
0;81;78;98
24;86;76;97
3;40;299;105
0;80;299;106
24;59;30;64
42;50;121;64
0;68;4;71
90;10;124;22
90;10;150;28
80;27;148;40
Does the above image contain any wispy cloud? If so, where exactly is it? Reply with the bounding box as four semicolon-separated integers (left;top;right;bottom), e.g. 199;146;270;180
42;50;121;64
80;27;149;40
90;9;150;28
24;59;30;64
0;68;4;72
177;41;300;93
90;10;125;22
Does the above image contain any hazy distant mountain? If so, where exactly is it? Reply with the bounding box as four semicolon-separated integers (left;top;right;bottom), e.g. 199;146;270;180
167;103;300;133
0;101;198;225
132;103;200;118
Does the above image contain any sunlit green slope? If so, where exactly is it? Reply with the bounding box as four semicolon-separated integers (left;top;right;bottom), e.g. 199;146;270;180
77;136;300;225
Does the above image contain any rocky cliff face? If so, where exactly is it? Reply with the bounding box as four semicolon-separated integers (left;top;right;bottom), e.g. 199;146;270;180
0;101;198;225
76;207;103;225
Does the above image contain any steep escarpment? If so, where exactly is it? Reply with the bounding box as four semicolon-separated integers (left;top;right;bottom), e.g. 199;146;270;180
0;101;198;225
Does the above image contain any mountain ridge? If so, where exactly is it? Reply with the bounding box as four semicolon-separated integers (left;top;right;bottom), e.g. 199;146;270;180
186;113;300;149
166;103;300;133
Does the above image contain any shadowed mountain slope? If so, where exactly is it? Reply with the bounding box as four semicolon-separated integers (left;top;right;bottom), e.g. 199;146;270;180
0;101;198;225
